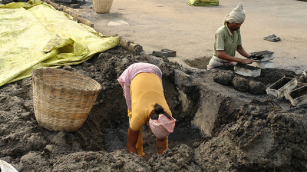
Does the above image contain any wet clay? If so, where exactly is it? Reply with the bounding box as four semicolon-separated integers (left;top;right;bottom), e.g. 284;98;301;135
248;80;266;95
232;75;249;92
1;46;307;171
213;70;234;86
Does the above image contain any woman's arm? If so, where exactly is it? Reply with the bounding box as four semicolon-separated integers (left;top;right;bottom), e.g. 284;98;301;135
127;127;139;154
156;137;167;154
148;121;167;154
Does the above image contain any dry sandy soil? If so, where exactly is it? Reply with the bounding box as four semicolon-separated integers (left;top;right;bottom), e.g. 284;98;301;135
76;0;307;73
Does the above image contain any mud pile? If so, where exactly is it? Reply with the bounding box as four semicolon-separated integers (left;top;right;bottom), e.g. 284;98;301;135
1;46;307;171
196;101;307;171
212;66;297;95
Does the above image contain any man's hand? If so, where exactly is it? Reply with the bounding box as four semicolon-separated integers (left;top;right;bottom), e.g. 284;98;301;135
240;58;254;64
249;54;264;60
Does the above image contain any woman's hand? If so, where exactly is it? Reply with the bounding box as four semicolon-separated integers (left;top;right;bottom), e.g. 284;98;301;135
127;127;139;154
156;137;167;154
148;121;167;154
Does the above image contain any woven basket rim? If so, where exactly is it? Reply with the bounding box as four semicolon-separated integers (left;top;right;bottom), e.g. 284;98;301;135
32;68;102;92
92;0;113;13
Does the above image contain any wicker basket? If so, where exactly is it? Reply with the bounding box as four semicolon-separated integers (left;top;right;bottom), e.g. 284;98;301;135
92;0;113;14
32;68;102;132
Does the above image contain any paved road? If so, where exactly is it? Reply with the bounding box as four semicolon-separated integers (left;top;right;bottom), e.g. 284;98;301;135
79;0;307;73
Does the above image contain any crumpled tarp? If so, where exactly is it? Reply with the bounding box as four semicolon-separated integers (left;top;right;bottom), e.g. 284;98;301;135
188;0;219;6
0;0;119;87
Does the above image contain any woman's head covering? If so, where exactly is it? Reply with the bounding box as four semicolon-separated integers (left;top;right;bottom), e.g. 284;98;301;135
224;3;246;25
149;114;176;139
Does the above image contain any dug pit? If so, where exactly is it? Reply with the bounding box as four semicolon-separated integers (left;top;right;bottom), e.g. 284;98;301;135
0;46;206;170
184;56;211;70
72;48;205;161
1;46;307;171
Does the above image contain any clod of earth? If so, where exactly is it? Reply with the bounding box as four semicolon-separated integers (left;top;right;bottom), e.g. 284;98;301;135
213;70;234;86
232;75;249;92
1;47;307;171
248;80;266;95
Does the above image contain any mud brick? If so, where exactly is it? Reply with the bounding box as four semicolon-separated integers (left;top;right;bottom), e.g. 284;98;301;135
70;4;80;9
152;49;176;57
256;61;274;69
152;51;170;57
161;49;176;57
234;63;261;77
250;50;274;62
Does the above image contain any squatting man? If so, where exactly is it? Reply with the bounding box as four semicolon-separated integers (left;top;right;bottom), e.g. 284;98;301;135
207;3;262;70
118;62;176;157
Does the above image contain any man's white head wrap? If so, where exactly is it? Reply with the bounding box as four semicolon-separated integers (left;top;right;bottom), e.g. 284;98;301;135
224;3;246;25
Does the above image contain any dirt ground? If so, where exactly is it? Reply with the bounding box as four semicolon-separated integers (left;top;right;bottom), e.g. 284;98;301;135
74;0;307;73
0;47;204;171
1;45;307;171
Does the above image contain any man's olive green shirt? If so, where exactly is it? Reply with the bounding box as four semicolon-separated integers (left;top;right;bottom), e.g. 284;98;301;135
213;25;242;57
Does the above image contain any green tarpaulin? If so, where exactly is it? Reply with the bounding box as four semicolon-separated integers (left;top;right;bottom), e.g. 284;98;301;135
188;0;219;6
0;0;119;87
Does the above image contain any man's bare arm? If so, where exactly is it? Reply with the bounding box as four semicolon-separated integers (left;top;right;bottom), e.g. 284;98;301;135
236;45;250;58
217;50;253;64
